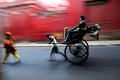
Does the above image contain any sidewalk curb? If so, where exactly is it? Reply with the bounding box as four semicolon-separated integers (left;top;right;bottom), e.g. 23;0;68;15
0;40;120;47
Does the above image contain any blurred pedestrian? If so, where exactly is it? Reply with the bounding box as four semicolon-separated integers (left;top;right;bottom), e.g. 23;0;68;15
46;33;64;61
2;32;21;63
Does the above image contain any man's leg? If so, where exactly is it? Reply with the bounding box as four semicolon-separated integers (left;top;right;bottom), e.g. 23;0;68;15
65;30;76;42
12;50;21;62
3;49;10;63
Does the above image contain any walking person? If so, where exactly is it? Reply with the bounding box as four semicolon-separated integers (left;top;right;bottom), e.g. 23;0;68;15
2;32;21;63
46;33;64;61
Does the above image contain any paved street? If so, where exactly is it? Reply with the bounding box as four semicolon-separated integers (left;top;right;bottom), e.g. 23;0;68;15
0;45;120;80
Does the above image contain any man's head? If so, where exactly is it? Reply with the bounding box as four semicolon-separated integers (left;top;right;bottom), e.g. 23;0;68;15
80;16;85;20
46;33;50;38
5;32;12;37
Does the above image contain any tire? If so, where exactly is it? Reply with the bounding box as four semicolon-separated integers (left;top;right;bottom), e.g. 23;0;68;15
64;39;89;65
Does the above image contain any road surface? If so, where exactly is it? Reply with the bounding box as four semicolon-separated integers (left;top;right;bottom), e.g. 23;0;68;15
1;45;120;80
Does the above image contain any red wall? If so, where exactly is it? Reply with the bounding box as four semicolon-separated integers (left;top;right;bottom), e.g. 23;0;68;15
1;0;84;41
1;0;120;41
